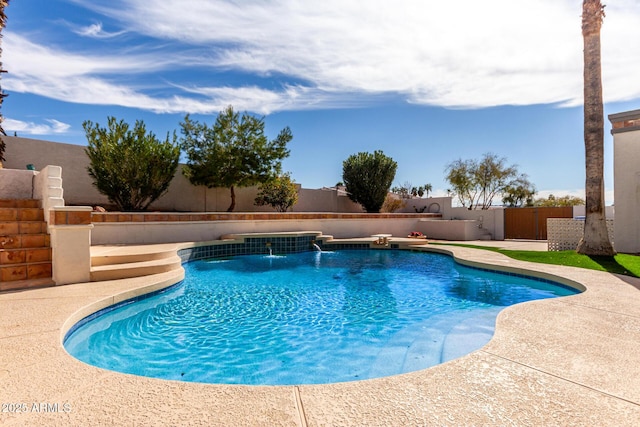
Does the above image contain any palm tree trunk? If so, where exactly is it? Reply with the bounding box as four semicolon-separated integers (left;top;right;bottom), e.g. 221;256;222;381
576;0;615;256
0;0;10;142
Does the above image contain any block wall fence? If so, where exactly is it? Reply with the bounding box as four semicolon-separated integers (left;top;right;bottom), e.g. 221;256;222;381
2;136;444;215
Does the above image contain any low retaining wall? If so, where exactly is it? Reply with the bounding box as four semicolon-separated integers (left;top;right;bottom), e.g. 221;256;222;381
419;219;483;240
91;212;442;245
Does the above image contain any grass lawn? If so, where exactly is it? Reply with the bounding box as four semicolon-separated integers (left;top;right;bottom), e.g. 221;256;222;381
431;243;640;278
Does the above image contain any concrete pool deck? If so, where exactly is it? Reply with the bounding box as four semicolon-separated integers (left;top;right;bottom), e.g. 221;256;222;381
1;240;639;426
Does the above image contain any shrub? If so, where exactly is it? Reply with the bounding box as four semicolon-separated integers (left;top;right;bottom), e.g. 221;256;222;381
84;117;180;211
342;150;397;213
381;194;406;213
254;173;299;212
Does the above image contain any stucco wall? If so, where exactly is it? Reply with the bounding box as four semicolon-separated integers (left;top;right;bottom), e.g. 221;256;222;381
4;136;106;206
90;217;431;245
439;204;505;241
611;122;640;253
2;136;366;212
609;108;640;253
0;168;36;199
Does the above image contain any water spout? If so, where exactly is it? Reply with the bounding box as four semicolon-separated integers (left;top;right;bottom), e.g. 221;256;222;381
312;243;322;252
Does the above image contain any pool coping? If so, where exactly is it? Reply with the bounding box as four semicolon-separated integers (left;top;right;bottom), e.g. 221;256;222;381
2;240;640;425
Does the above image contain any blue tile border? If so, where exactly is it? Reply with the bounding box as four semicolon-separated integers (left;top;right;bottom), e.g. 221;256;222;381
178;235;350;262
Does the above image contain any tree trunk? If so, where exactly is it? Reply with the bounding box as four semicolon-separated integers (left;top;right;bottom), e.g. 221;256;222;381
227;185;236;212
576;0;615;256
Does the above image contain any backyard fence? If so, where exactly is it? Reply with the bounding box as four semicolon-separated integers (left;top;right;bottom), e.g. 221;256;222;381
504;207;573;240
547;218;615;251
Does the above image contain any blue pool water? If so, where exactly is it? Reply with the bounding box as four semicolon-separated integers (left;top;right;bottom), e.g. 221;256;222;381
64;250;578;385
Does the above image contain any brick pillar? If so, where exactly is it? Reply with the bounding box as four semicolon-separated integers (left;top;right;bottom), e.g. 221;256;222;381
49;206;93;285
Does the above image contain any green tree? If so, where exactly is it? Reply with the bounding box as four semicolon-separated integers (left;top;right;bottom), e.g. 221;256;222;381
342;150;397;213
179;106;292;212
84;117;180;211
577;0;615;255
534;194;585;207
502;175;536;207
254;172;299;212
445;158;476;208
445;153;519;209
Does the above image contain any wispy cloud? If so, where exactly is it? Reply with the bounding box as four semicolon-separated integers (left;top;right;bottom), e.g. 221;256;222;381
3;118;72;135
5;1;640;114
72;22;127;39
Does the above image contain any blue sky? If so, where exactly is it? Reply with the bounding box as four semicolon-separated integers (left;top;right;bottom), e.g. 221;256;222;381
3;0;640;204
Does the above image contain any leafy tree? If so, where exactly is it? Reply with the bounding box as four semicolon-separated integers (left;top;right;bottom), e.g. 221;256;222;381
445;153;519;209
534;194;585;207
180;106;292;212
502;175;536;207
254;172;299;212
577;0;615;255
84;117;180;211
343;150;397;213
445;158;476;208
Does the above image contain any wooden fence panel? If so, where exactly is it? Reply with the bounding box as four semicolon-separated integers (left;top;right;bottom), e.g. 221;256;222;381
504;207;573;240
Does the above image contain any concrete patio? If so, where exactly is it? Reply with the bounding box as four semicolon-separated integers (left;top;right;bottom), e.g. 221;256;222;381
1;240;639;426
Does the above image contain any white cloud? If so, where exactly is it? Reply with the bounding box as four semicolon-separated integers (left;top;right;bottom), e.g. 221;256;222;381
3;118;72;135
5;0;640;114
72;22;127;39
4;33;172;78
100;0;640;107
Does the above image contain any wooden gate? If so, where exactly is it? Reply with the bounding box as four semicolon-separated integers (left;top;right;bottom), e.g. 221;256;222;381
504;207;573;240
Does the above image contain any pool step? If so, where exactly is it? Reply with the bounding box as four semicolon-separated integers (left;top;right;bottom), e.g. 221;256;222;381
367;317;451;378
91;245;177;266
368;308;500;378
90;244;182;282
439;307;499;361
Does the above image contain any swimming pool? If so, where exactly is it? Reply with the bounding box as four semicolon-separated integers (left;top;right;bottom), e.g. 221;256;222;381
64;249;579;385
